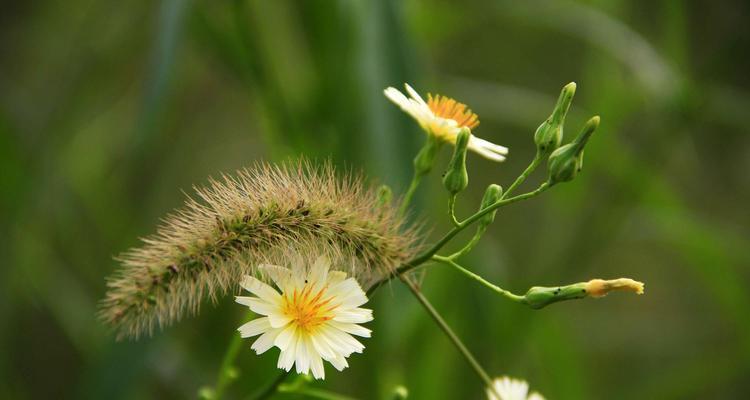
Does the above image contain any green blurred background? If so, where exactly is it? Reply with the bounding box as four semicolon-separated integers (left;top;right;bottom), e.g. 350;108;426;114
2;0;749;398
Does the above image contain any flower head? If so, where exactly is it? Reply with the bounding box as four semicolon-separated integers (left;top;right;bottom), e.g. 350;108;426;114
384;83;508;162
236;256;373;380
487;376;545;400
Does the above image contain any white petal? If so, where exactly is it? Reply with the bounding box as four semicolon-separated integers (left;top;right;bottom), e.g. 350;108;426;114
404;83;427;106
327;271;348;285
259;264;292;292
267;311;292;328
309;331;337;360
274;324;297;351
251;327;283;354
321;325;364;355
295;333;311;375
241;297;279;316
305;336;325;380
328;353;349;371
328;321;372;338
333;308;373;324
468;142;507;162
237;317;271;338
469;135;509;155
240;275;281;302
384;87;410;110
277;334;298;371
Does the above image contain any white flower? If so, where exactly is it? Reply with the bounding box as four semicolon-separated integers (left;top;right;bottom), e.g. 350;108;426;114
384;83;508;162
235;256;373;380
487;376;545;400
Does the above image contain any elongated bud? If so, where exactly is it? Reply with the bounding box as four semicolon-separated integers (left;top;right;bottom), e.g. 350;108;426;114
547;116;599;185
376;185;393;208
534;82;576;155
478;184;503;230
442;128;470;195
523;276;644;309
414;134;441;176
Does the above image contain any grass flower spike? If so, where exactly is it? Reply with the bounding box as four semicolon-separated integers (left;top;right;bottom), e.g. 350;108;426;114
487;376;545;400
384;83;508;161
236;256;373;380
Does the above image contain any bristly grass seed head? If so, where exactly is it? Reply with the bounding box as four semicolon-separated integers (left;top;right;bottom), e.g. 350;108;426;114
99;160;420;339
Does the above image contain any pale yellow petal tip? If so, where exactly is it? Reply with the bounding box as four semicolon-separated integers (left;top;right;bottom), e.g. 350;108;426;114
585;278;645;298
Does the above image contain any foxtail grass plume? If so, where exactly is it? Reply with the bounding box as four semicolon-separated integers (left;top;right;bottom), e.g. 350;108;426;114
236;256;372;379
99;160;419;339
487;376;545;400
384;83;508;162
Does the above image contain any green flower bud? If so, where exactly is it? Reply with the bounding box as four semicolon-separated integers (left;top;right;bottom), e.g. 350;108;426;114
478;184;503;230
522;283;588;309
376;185;393;208
547;116;599;185
413;134;441;176
442;128;470;195
534;82;576;155
523;277;644;309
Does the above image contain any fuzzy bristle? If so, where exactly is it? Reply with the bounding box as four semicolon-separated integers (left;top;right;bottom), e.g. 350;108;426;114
99;160;420;339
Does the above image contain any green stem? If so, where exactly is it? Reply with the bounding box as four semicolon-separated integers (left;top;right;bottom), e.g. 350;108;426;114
248;370;292;400
432;255;525;303
501;152;542;200
398;183;549;275
279;386;358;400
448;229;483;260
368;183;550;297
399;171;422;218
213;330;244;400
399;275;502;399
448;194;460;226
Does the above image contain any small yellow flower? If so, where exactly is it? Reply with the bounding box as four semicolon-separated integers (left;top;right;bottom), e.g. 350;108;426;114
487;376;545;400
384;83;508;162
235;256;373;380
585;278;645;298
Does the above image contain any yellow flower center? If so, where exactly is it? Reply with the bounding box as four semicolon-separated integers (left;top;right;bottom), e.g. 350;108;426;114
282;284;337;332
427;94;480;129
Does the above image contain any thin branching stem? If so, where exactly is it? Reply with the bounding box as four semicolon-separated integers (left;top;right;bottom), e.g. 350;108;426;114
398;274;502;399
212;330;244;400
399;171;422;218
432;255;525;303
501;152;543;200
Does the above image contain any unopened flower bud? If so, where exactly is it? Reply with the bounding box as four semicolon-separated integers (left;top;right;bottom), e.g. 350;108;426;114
522;283;588;309
478;184;503;230
442;128;470;195
534;82;576;155
414;134;441;176
522;276;644;309
547;116;599;185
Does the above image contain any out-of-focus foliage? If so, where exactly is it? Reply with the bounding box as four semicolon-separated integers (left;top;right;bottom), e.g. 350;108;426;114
1;0;749;399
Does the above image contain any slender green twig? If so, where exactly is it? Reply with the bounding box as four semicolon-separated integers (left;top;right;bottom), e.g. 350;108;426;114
212;325;244;400
248;370;292;400
448;195;461;226
398;275;502;399
432;255;525;303
501;152;542;200
367;183;550;296
399;171;422;218
448;230;483;260
398;183;550;275
279;386;358;400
